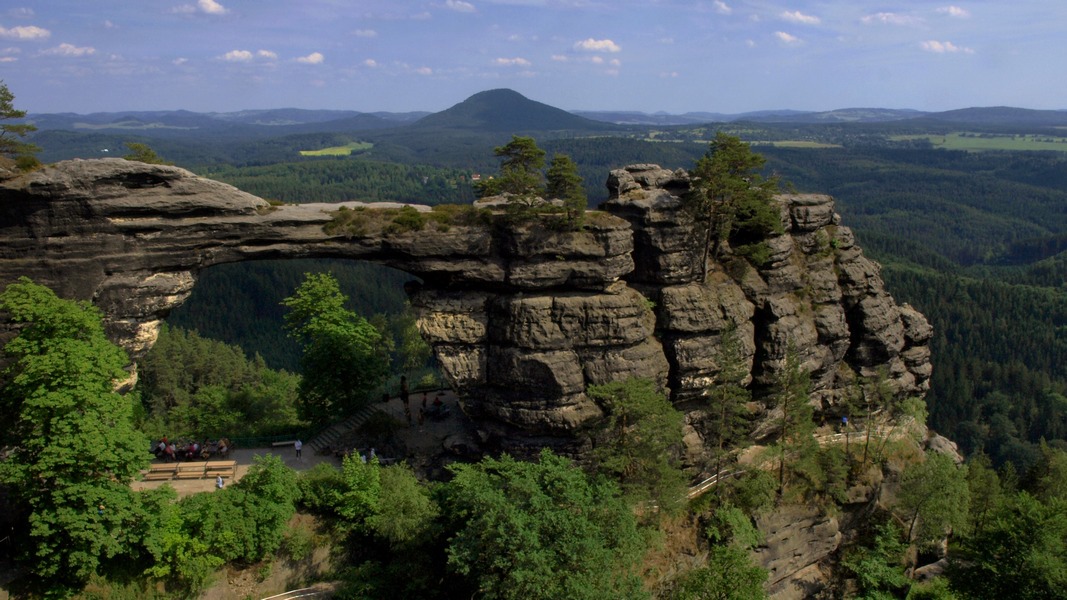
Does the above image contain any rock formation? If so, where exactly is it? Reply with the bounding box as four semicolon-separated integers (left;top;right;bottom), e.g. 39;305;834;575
0;158;931;458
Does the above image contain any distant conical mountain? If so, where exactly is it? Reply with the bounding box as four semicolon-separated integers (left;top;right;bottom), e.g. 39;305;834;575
410;88;612;132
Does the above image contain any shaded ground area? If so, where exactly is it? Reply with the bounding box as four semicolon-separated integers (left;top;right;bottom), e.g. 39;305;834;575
132;391;479;497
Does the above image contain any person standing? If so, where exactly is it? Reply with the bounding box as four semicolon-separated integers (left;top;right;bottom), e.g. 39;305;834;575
294;439;303;460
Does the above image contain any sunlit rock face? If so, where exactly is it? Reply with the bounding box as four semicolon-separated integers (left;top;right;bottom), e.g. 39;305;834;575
0;159;930;455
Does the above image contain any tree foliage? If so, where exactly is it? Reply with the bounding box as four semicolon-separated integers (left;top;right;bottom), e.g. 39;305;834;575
0;80;39;165
545;152;587;227
122;142;171;165
588;377;688;512
475;134;546;199
439;449;648;600
281;272;389;423
897;452;971;546
0;278;149;593
137;325;303;439
686;132;782;277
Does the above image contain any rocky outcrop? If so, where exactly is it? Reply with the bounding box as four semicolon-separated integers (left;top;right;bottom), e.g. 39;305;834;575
601;165;931;435
0;159;931;455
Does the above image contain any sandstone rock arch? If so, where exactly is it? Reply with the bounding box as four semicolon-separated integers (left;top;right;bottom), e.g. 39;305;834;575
0;159;932;455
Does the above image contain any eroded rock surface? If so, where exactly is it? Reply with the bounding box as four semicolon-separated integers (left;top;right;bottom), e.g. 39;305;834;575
0;159;931;456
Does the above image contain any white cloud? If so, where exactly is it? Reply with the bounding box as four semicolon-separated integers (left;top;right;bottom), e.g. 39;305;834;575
257;49;277;59
659;37;674;44
713;1;731;15
198;0;228;15
921;40;974;53
780;10;820;25
221;49;253;61
363;58;378;68
861;12;921;26
415;66;433;75
574;38;621;53
0;56;16;62
173;57;188;65
590;55;603;64
746;39;756;47
660;71;679;78
354;29;377;37
296;52;324;64
493;57;531;66
0;24;50;40
550;54;569;62
445;0;476;12
103;20;118;29
775;31;801;44
937;6;970;18
42;43;95;56
610;58;621;66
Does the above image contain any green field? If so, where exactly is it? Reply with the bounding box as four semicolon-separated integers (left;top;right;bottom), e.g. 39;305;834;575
892;132;1067;152
299;141;374;156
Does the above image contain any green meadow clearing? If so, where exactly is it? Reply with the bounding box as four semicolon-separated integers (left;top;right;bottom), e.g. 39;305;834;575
299;141;374;156
893;132;1067;152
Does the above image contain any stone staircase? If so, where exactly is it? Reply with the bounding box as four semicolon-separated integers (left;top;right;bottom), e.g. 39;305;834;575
307;404;383;454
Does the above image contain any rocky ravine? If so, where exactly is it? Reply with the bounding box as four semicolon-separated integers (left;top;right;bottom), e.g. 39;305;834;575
0;159;931;459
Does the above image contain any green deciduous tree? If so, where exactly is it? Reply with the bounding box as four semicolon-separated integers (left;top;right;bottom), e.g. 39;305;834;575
841;521;912;599
949;492;1067;600
282;272;389;423
588;377;688;512
440;449;648;600
0;80;39;165
686;132;782;278
896;452;970;546
0;277;149;594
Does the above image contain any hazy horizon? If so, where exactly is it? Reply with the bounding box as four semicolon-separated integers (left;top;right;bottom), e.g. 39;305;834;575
4;1;1066;115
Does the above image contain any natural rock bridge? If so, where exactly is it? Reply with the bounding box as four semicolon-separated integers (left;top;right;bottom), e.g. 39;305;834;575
0;159;932;456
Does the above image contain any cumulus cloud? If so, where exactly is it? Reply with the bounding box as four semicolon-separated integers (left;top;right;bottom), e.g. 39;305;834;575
354;29;377;37
257;49;277;59
493;57;531;66
937;6;970;18
296;52;324;64
574;38;621;52
172;0;228;15
921;40;974;53
590;55;604;64
221;49;253;61
780;10;820;25
445;0;476;12
775;31;801;44
713;1;732;15
198;0;228;15
363;58;378;67
42;43;96;56
173;57;188;65
0;56;16;63
861;12;921;26
415;66;433;75
0;24;50;40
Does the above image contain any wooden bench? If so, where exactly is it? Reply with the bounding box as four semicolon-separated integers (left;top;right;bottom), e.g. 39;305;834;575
175;462;209;479
205;460;237;479
142;463;178;481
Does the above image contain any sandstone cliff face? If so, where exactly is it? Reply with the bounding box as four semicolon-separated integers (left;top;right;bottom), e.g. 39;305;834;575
601;165;931;450
0;159;931;456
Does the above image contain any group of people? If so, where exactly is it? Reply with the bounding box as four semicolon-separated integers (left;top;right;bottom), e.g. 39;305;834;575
398;376;450;427
153;437;230;462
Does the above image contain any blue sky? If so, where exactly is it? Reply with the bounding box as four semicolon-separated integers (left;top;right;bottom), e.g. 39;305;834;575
2;1;1064;114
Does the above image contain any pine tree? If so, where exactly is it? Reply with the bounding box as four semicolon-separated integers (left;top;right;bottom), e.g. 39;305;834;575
0;80;39;166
